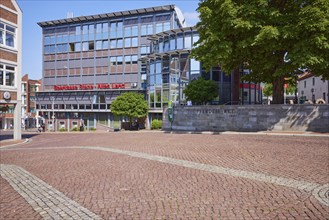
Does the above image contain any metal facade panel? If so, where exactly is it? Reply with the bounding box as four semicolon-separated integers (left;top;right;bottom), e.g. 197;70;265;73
81;76;94;84
43;77;56;86
68;76;81;85
95;75;108;83
56;77;68;85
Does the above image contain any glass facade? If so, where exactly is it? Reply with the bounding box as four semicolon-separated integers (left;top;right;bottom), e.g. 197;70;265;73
144;27;262;112
144;27;234;110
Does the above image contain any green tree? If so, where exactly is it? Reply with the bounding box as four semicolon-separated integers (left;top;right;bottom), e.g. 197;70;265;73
192;0;329;104
263;83;273;98
110;92;148;127
183;78;218;105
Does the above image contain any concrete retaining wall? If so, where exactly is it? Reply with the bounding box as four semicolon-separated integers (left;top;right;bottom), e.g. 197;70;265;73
162;105;329;132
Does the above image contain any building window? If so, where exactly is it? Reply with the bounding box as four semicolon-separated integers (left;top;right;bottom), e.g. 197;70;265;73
0;64;15;87
96;41;102;50
156;23;162;33
140;45;150;54
323;92;326;101
312;77;315;86
124;55;138;65
125;55;131;65
6;66;15;86
110;57;116;65
82;42;88;51
110;39;116;48
117;56;123;65
131;55;138;64
124;37;138;47
75;43;81;51
124;38;131;47
0;22;16;48
110;21;123;39
184;34;192;49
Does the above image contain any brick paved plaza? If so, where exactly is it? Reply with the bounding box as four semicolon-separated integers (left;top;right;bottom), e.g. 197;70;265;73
1;131;328;219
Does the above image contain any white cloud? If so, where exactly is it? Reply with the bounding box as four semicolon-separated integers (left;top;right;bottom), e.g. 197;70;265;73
183;11;200;26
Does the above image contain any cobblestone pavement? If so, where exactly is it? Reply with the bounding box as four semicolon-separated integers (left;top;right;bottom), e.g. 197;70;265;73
0;164;102;220
0;132;328;219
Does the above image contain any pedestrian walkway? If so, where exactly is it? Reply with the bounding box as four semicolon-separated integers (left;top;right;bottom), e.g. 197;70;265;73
3;146;329;207
1;132;328;219
0;164;103;220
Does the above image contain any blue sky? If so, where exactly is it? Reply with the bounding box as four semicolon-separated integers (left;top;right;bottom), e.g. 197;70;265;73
17;0;200;80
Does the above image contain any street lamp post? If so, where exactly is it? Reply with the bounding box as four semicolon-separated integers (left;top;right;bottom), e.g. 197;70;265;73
51;96;55;131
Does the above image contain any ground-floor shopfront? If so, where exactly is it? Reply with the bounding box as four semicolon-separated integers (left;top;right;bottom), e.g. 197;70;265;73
36;89;147;131
40;111;147;131
0;104;15;130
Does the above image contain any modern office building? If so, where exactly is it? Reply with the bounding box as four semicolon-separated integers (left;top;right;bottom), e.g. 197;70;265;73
0;0;22;139
36;5;263;130
21;74;42;128
142;26;262;121
36;5;186;131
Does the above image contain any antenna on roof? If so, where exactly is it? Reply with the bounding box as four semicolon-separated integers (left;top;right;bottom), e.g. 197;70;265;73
67;12;74;18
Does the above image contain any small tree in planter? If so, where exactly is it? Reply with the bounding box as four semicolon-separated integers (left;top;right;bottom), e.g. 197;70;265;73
110;92;148;130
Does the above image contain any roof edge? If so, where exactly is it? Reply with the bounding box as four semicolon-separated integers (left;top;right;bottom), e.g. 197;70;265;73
38;4;176;28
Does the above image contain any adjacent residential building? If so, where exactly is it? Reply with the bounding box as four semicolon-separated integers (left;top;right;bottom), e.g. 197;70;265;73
0;0;22;139
298;71;329;104
21;74;42;128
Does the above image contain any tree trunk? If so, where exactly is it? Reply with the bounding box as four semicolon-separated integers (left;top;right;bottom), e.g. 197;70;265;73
272;76;285;104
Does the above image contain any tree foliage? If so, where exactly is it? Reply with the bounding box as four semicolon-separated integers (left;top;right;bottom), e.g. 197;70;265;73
110;92;148;120
192;0;329;104
263;83;273;98
183;78;218;105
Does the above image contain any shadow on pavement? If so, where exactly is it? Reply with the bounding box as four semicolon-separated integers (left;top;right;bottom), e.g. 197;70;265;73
0;132;40;142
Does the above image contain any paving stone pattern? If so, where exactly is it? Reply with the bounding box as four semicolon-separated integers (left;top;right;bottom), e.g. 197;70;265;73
1;132;328;219
0;164;103;220
0;177;42;220
10;146;327;207
88;146;329;207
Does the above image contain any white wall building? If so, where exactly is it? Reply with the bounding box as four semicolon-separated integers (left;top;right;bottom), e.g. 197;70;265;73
298;72;329;104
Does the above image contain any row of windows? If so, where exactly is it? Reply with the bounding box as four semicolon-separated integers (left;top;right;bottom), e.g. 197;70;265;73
37;104;111;111
0;22;15;48
44;55;139;69
152;32;200;53
149;57;200;73
110;55;138;65
303;78;324;88
44;37;143;54
44;22;171;45
0;64;15;87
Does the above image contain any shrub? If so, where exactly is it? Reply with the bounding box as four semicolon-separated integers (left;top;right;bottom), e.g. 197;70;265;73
71;127;79;132
89;127;96;131
151;119;162;130
59;127;67;132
